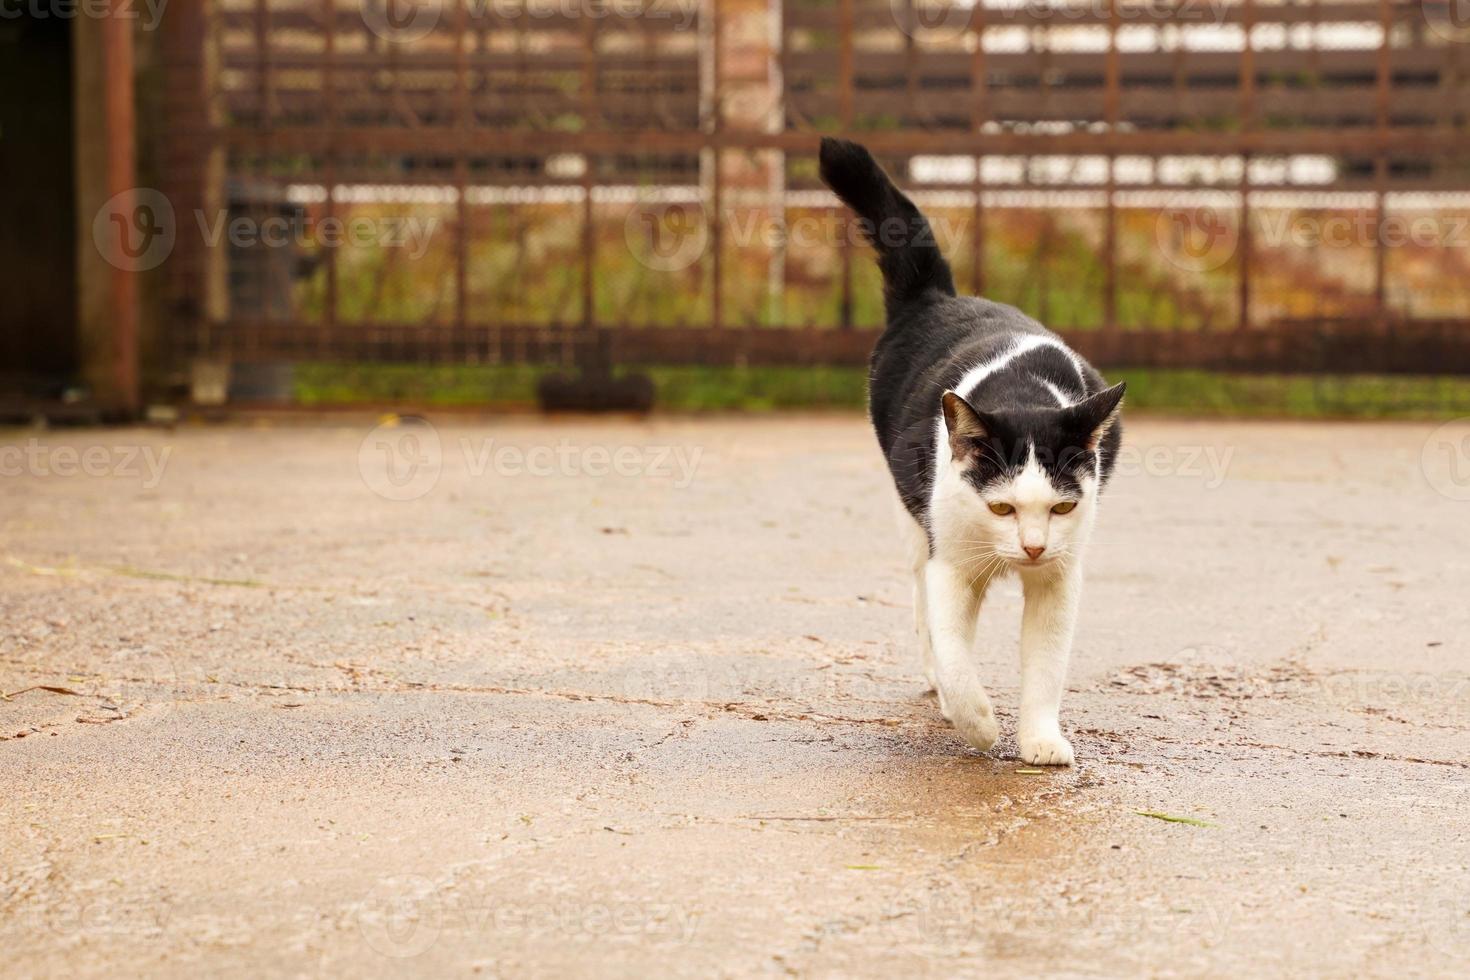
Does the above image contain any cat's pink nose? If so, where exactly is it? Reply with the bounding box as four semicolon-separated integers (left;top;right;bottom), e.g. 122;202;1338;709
1024;545;1046;560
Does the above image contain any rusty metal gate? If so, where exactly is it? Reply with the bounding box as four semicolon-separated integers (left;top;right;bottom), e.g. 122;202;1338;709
152;0;1470;374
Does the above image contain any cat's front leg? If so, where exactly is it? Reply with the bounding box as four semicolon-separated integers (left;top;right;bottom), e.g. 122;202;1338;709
1016;564;1084;765
924;559;999;752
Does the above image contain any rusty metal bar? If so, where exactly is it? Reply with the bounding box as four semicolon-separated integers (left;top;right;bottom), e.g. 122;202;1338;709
580;0;597;337
837;0;854;129
836;0;854;328
712;150;724;330
229;5;1434;34
321;0;337;348
104;0;138;415
1237;0;1256;331
156;0;210;362
211;126;1470;158
970;4;987;297
1038;211;1052;325
1103;0;1119;330
208;317;1470;376
1373;0;1391;317
711;0;723;330
903;0;916;125
455;0;471;351
253;0;272;354
255;0;271;128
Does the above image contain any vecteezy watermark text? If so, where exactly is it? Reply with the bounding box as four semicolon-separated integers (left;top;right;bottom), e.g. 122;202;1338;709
0;440;172;489
0;0;169;31
1155;192;1470;273
361;0;698;43
358;419;704;501
889;0;1229;42
194;211;438;257
462;438;701;485
356;873;699;958
93;187;441;273
1113;443;1234;489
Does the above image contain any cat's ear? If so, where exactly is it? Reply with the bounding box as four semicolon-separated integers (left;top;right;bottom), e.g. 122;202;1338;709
941;390;989;456
1066;381;1126;450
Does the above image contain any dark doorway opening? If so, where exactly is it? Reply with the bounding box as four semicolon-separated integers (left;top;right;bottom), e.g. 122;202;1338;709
0;12;78;397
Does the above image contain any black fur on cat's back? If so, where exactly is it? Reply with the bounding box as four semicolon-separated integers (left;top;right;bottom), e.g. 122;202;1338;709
817;137;1125;523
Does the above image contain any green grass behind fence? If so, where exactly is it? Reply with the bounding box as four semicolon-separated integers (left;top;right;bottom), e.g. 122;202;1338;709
292;363;1470;420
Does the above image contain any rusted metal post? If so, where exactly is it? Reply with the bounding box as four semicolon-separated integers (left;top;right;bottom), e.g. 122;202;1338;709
255;0;271;126
580;1;597;340
837;0;854;130
1038;213;1052;325
455;0;471;356
1237;176;1252;332
711;0;723;331
903;0;916;123
834;0;858;332
322;0;338;353
1373;0;1391;318
970;4;987;297
1103;0;1119;331
104;0;138;415
837;0;854;329
1237;0;1256;331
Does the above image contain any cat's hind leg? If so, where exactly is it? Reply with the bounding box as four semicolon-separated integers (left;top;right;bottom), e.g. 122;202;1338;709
896;504;937;691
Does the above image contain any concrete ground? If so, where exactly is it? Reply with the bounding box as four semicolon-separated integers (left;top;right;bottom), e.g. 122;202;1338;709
2;413;1468;978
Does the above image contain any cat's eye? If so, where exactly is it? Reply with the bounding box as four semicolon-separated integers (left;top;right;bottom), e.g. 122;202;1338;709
988;502;1015;516
1051;501;1077;515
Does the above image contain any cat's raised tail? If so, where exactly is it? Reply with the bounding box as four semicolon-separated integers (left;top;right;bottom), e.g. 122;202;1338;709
818;137;956;311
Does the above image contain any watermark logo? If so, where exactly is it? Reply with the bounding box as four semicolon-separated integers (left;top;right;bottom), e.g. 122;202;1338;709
890;0;973;42
93;188;176;272
1424;0;1470;43
357;874;443;958
901;878;979;946
358;418;443;502
100;648;181;724
1155;191;1238;274
624;193;708;273
361;0;443;43
1421;418;1470;502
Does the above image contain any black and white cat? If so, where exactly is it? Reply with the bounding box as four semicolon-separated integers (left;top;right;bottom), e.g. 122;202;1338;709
820;138;1125;765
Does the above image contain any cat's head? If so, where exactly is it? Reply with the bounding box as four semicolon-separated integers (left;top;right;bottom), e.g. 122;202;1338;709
938;383;1125;568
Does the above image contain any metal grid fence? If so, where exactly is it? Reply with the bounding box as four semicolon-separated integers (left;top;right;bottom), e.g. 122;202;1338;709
152;0;1470;373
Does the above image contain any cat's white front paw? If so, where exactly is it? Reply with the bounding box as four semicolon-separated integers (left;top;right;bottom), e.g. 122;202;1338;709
1018;731;1075;766
944;697;999;752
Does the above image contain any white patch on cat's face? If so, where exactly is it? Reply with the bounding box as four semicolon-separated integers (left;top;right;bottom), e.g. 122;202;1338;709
933;440;1098;571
